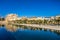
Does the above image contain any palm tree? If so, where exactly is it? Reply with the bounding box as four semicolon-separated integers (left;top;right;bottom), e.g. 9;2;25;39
0;17;5;21
43;19;48;25
2;18;5;21
37;20;43;24
55;16;60;25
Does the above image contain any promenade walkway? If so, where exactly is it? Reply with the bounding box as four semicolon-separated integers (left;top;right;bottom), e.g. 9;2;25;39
0;21;5;25
12;23;60;31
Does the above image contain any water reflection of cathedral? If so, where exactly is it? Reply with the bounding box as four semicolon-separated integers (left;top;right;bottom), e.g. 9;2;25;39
5;24;18;32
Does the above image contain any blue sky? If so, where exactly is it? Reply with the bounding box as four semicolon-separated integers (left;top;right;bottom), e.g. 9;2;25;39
0;0;60;17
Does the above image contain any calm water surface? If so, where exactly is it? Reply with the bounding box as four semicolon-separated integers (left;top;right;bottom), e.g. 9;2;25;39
0;26;60;40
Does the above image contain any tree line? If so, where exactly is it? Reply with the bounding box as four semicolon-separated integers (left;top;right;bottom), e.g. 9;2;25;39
12;16;60;25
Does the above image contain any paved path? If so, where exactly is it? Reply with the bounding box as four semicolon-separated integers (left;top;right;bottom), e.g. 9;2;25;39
0;21;5;25
12;23;60;30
